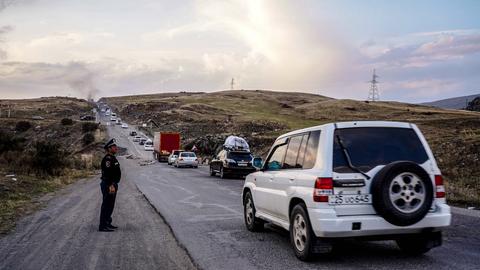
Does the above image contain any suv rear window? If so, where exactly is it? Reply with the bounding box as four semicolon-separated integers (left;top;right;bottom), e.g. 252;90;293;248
227;152;253;161
333;127;428;173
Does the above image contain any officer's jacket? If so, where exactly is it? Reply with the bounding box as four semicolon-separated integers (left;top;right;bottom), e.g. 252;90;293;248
101;154;121;184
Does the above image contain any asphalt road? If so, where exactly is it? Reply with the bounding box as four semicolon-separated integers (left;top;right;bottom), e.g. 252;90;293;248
105;113;480;270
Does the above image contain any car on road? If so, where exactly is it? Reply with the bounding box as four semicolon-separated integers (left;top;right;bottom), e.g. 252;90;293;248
168;150;184;165
242;121;451;261
210;150;255;179
121;123;128;129
144;140;154;151
116;119;122;125
133;135;141;142
139;138;147;145
174;152;198;168
129;131;137;136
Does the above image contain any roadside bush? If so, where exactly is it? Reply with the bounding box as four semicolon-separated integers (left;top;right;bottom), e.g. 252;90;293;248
31;141;65;176
82;133;95;146
61;118;74;125
82;122;99;133
15;121;32;132
0;131;25;153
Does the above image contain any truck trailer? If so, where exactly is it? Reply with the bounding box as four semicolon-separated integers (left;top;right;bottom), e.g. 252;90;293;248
153;132;181;162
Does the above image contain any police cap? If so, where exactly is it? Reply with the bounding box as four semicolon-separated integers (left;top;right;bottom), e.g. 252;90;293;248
104;138;117;149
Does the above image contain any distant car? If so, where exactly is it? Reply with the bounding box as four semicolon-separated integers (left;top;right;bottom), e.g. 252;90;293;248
174;152;198;168
210;150;255;179
144;140;154;151
167;150;184;165
105;112;110;116
129;131;137;136
133;135;141;142
139;138;147;145
110;116;116;121
80;115;95;121
116;119;122;125
121;123;128;128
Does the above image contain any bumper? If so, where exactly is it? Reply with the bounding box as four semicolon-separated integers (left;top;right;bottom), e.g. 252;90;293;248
177;161;198;167
308;204;451;238
224;167;256;176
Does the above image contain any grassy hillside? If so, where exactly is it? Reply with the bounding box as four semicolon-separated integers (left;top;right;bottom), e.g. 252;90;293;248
102;90;480;207
0;97;106;233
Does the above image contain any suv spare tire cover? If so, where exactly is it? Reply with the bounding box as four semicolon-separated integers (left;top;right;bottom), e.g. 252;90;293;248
371;161;434;227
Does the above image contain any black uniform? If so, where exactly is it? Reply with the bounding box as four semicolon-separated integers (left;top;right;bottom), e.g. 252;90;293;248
99;153;121;229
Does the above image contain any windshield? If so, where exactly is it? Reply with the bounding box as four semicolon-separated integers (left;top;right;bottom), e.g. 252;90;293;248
181;152;196;157
333;127;428;173
227;152;253;162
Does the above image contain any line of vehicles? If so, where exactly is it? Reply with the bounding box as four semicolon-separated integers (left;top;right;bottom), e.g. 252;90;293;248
99;105;451;261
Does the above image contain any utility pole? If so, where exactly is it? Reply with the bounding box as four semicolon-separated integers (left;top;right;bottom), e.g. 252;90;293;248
230;78;235;90
368;69;380;102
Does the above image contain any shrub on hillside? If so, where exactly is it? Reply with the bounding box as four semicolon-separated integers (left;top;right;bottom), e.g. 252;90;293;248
31;141;65;176
0;131;25;153
61;118;74;125
15;121;32;132
82;133;95;146
82;122;99;133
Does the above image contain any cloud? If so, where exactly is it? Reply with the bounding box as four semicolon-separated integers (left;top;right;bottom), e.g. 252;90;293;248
361;30;480;69
0;25;13;60
0;61;101;99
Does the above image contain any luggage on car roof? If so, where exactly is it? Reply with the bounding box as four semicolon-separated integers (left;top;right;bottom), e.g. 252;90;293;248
224;136;250;151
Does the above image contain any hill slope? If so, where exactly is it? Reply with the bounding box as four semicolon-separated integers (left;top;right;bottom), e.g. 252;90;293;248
102;90;480;206
422;93;480;109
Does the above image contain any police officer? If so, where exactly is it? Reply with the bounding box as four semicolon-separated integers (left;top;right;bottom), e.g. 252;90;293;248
99;138;121;232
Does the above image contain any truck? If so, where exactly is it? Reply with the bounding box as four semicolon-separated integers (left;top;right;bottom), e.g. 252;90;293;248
153;132;181;162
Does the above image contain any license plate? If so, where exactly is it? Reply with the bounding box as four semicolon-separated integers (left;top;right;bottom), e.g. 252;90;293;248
237;163;248;166
328;194;371;205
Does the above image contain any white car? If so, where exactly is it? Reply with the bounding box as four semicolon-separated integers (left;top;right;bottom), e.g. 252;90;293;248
174;152;198;168
121;123;128;129
168;150;184;165
133;135;141;142
242;121;451;260
144;140;154;151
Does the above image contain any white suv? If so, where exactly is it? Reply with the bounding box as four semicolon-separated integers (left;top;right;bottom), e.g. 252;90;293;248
242;121;451;260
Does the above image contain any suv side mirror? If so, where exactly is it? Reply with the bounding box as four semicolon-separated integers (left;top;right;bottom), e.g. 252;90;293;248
252;157;263;170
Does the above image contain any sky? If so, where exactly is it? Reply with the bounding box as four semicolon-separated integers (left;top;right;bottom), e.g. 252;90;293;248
0;0;479;102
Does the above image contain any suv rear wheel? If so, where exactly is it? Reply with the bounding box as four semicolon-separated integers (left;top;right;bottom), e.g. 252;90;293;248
396;231;442;255
290;204;315;261
243;191;264;232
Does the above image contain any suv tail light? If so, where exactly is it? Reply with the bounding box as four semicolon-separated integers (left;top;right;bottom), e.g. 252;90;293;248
313;177;333;202
435;175;446;198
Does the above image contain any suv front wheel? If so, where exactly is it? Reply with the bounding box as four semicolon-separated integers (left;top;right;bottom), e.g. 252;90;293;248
243;191;264;232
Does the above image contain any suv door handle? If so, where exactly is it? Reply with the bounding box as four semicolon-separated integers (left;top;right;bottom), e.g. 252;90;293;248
289;178;295;182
